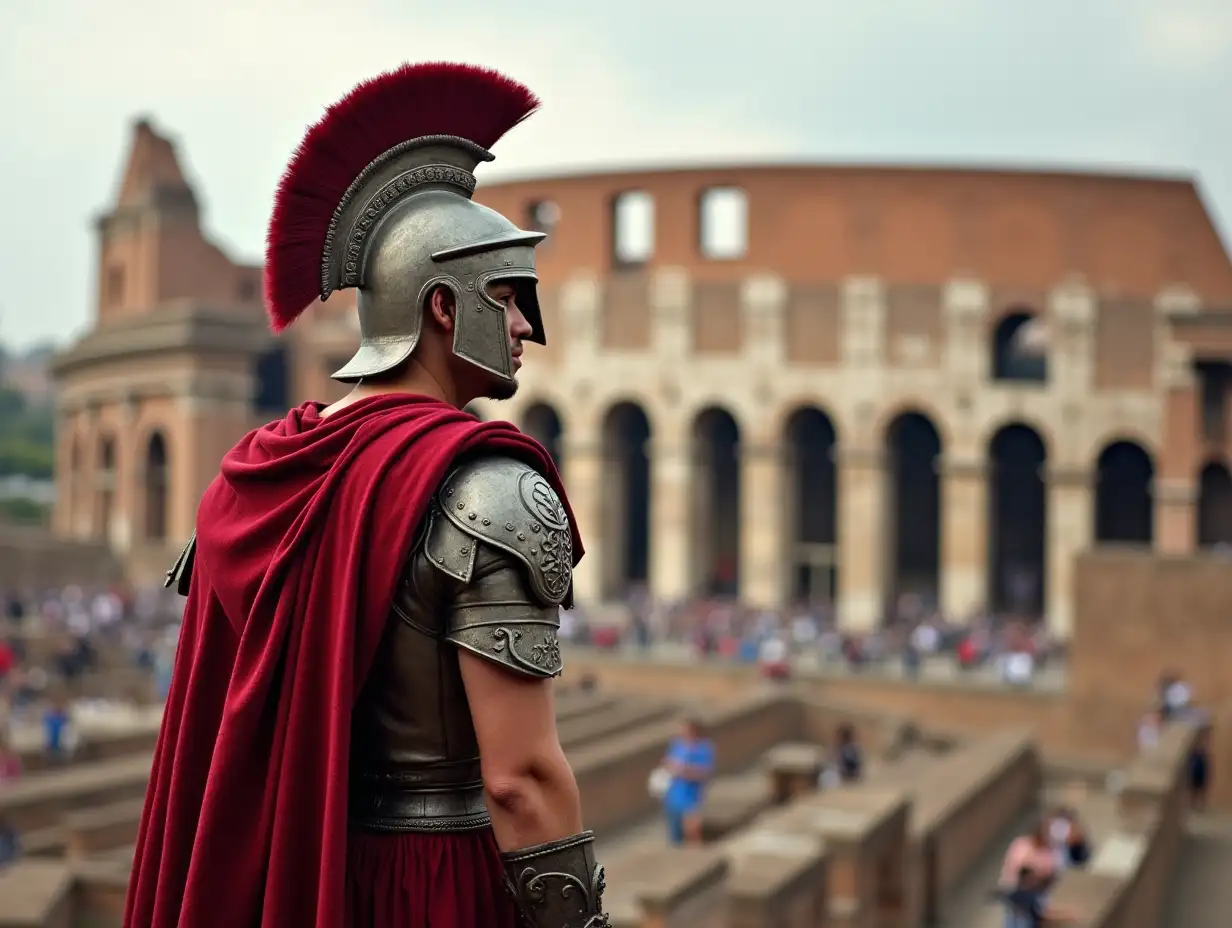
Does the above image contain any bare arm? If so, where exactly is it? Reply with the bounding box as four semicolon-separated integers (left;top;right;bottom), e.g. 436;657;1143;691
459;651;582;850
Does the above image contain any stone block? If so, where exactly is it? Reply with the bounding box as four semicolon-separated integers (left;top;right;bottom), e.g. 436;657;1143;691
699;774;773;842
64;798;145;857
726;839;827;928
0;860;73;928
763;742;827;804
606;844;728;928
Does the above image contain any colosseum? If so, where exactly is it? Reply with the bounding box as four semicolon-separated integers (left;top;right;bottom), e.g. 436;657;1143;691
49;118;1232;635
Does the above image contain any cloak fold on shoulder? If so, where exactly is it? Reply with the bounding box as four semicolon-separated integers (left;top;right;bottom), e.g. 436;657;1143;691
124;395;580;928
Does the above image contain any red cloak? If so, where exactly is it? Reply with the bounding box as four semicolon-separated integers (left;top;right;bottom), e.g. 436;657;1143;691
124;395;582;928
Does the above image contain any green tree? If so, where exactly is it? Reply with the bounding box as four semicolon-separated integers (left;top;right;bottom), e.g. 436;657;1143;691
0;383;55;479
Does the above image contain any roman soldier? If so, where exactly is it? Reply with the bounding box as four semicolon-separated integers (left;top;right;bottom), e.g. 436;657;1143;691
124;63;610;928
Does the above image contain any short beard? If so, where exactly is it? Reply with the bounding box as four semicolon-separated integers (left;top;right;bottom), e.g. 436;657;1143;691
484;376;519;401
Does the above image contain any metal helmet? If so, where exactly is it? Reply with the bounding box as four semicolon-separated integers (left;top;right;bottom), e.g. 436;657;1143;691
263;63;549;387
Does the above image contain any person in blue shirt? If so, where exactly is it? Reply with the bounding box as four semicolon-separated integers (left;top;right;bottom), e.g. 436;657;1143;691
661;717;715;846
42;695;71;763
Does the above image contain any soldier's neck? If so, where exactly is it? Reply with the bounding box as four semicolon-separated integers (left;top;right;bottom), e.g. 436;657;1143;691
321;361;469;419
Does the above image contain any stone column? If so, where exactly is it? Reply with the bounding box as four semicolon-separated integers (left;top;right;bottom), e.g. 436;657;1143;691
648;436;691;604
836;445;886;631
110;393;140;553
174;393;212;546
561;435;604;605
1155;478;1198;555
1045;466;1093;638
1155;336;1200;554
942;278;990;385
739;442;786;610
939;453;987;619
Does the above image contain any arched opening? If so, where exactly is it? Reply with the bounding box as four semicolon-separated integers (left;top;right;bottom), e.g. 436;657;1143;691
96;435;116;542
1094;441;1154;544
145;433;169;541
783;407;837;608
521;403;564;471
992;310;1048;383
600;403;651;598
885;413;942;614
1197;461;1232;548
988;424;1047;618
691;407;740;597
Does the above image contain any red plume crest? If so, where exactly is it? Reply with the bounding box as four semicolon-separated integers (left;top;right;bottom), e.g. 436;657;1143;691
263;62;541;332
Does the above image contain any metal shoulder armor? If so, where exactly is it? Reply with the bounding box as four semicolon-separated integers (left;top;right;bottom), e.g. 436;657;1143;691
424;456;573;679
434;456;574;606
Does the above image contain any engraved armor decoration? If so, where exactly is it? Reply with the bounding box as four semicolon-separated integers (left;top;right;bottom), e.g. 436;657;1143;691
502;832;611;928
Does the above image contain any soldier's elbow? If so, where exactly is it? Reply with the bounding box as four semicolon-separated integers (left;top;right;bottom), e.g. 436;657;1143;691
483;751;582;845
485;751;565;809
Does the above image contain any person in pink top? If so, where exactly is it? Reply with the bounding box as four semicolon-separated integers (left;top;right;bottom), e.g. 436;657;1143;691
999;820;1057;927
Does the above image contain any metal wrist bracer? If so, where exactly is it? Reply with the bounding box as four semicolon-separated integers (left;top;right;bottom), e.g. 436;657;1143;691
501;831;610;928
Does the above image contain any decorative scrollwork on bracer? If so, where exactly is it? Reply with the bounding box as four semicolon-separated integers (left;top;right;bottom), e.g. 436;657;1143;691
510;864;608;927
491;626;563;676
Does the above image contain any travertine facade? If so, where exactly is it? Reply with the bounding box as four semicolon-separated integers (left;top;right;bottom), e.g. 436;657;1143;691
50;120;1232;635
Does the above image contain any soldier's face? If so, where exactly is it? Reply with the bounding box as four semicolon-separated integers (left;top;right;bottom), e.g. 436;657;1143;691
481;281;533;401
487;281;533;374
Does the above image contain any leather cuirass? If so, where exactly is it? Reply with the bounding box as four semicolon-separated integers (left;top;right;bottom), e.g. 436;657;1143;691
347;455;572;833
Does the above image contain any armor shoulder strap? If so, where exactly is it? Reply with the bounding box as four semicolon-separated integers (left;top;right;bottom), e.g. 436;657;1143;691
165;532;197;596
435;456;573;608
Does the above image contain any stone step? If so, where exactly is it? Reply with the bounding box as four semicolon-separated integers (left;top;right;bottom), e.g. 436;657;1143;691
559;700;677;752
0;859;73;928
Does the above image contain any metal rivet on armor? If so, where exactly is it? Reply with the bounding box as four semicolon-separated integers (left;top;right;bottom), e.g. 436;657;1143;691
505;522;515;531
456;502;464;510
517;533;526;541
531;524;541;533
468;512;477;520
466;283;475;291
460;547;469;555
446;488;453;497
436;556;444;564
530;548;538;555
482;518;491;526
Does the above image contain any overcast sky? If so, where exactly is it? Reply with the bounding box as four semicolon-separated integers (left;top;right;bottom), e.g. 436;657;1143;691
1;0;1229;350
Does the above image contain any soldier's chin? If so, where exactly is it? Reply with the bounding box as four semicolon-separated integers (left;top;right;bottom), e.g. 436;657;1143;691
483;374;519;401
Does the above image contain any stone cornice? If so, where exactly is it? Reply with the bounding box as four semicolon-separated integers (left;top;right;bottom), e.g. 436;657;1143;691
50;303;274;380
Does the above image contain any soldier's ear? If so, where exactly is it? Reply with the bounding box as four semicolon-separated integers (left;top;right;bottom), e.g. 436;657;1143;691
426;286;457;333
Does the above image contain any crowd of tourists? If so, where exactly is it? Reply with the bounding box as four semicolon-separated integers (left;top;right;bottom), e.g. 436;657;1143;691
0;582;183;868
563;589;1064;686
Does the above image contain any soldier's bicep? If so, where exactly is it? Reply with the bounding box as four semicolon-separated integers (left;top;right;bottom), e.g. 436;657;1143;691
457;648;561;779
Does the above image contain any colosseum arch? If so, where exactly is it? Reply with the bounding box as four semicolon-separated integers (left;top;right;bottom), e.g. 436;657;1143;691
782;406;838;608
599;402;652;599
1093;440;1154;545
520;402;565;470
1197;460;1232;548
691;406;741;597
144;431;170;542
987;423;1048;618
884;411;943;613
991;307;1048;383
94;434;118;542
